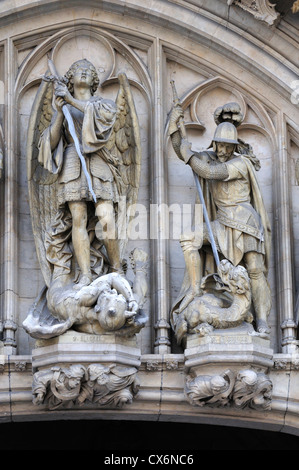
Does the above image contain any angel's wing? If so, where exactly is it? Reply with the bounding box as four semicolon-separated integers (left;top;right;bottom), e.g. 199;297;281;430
27;78;58;287
106;73;142;259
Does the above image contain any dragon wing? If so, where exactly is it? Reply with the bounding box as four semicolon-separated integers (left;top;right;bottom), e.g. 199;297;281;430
105;73;142;260
27;78;59;288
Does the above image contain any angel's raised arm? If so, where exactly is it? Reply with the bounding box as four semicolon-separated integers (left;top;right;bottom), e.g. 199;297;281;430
48;96;65;151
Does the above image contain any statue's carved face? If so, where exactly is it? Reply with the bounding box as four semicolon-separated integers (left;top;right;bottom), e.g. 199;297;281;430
96;290;127;331
215;142;236;162
67;376;82;389
217;259;250;295
64;59;100;95
210;375;229;394
73;65;94;89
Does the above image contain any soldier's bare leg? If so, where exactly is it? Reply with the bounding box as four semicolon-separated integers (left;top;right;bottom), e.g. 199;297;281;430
244;251;271;335
68;201;92;287
178;227;205;312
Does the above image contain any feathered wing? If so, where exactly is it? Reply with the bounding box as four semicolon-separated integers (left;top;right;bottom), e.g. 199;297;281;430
27;78;58;288
25;78;74;338
105;73;142;260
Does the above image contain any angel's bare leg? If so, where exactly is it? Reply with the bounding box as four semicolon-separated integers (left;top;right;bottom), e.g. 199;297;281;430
68;201;92;287
95;200;122;272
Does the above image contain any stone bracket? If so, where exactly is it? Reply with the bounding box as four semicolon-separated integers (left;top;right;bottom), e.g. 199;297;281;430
183;326;274;410
32;362;140;410
31;330;142;410
185;368;273;410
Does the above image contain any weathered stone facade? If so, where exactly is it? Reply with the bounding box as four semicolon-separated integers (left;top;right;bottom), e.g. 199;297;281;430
0;0;299;449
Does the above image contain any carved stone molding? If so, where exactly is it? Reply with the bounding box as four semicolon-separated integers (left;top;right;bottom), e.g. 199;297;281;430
185;368;272;410
229;0;280;25
14;361;28;372
146;360;160;371
273;353;299;370
32;363;139;410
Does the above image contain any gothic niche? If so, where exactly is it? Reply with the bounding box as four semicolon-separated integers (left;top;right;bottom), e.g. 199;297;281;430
22;44;147;340
21;33;149;409
168;96;272;347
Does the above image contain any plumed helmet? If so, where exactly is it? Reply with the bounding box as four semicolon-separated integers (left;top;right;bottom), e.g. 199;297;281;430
212;122;239;145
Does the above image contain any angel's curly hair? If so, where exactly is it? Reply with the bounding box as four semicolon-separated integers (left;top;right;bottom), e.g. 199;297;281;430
64;59;100;96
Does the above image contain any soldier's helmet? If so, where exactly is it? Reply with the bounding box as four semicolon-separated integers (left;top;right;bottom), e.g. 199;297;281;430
212;122;239;145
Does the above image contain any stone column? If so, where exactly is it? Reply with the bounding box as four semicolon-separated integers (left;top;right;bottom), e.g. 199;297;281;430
150;39;171;354
275;112;297;353
2;39;18;353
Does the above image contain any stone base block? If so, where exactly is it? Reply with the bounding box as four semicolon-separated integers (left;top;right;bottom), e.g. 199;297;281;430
184;323;274;374
32;330;141;371
183;325;274;410
31;330;142;410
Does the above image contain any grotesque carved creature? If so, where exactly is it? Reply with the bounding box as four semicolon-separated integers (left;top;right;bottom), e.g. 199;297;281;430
185;368;272;410
171;259;254;344
232;369;272;410
23;248;148;338
32;364;87;409
32;363;139;409
78;364;139;407
185;370;234;407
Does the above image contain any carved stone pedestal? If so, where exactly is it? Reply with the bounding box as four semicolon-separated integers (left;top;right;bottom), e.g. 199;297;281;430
32;330;141;370
183;324;274;410
185;323;274;371
31;330;141;410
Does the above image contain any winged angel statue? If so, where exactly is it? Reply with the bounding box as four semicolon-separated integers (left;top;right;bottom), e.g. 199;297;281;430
23;58;148;339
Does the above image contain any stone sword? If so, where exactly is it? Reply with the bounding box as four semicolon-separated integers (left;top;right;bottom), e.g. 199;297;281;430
45;57;97;203
170;79;220;267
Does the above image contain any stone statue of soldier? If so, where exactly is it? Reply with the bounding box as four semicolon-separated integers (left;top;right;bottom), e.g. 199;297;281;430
169;104;272;335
